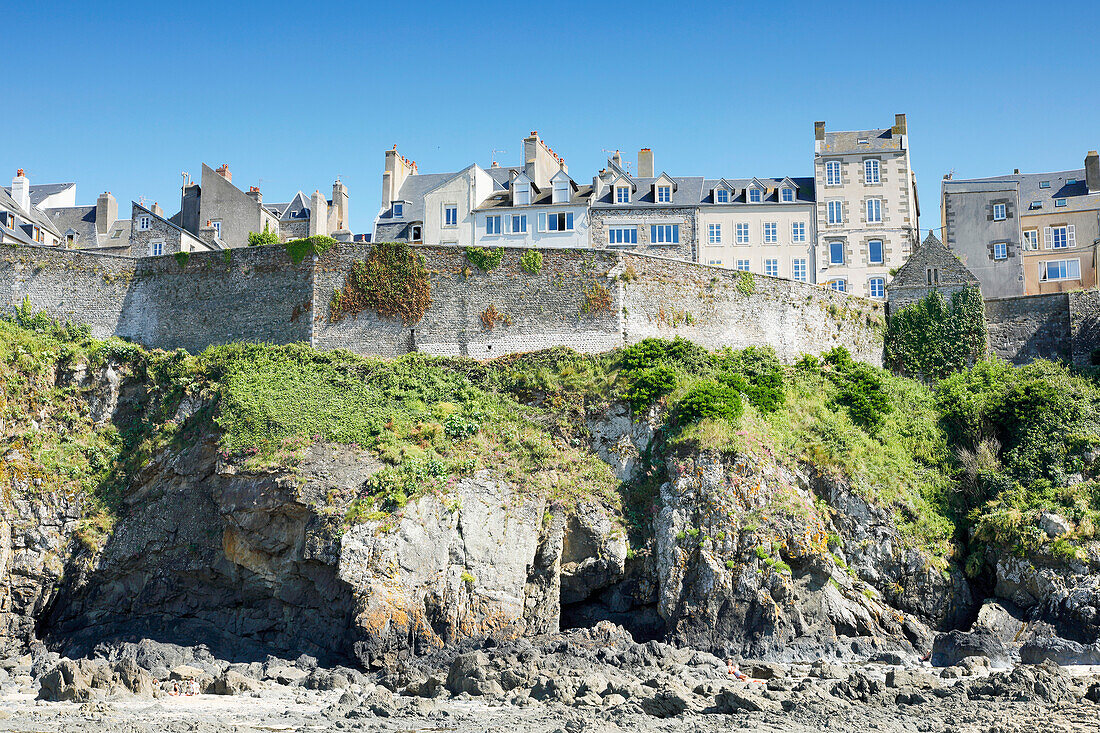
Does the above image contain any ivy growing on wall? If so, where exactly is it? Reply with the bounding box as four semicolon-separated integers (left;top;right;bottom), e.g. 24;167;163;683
519;249;543;275
465;246;503;272
735;271;755;296
247;224;280;247
581;282;612;316
330;241;432;324
885;287;987;381
286;235;337;265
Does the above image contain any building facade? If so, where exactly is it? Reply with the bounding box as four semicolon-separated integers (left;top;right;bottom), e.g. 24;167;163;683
1;170;63;246
813;114;920;298
130;201;211;257
942;151;1100;299
887;231;980;312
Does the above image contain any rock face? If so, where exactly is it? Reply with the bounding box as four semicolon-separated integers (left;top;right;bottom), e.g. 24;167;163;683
994;553;1100;644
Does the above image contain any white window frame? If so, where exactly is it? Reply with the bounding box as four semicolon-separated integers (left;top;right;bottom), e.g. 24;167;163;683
993;203;1007;221
735;222;749;244
656;185;671;203
715;188;730;203
748;188;763;203
868;277;885;299
410;224;423;241
707;223;721;245
392;202;404;217
993;241;1008;260
511;214;527;234
735;259;750;272
825;160;842;186
149;239;165;257
827;200;843;225
485;215;502;235
763;222;777;243
792;221;806;242
608;226;637;245
764;258;779;277
138;215;151;231
829;241;844;265
615;186;630;204
864;159;880;184
1023;229;1038;250
792;258;808;282
539;211;574;233
443;204;458;227
866;198;882;223
707;259;723;266
650;223;680;244
1045;225;1075;249
514;185;530;206
1040;258;1081;281
827;279;846;293
868;239;884;265
552;182;569;205
780;187;795;203
211;220;221;238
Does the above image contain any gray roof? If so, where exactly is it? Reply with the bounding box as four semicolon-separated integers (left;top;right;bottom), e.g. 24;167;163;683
593;175;814;207
821;128;904;154
891;231;978;290
0;186;62;239
699;177;815;204
475;183;594;210
945;168;1100;215
46;205;98;247
3;182;76;207
486;166;522;188
593;176;705;207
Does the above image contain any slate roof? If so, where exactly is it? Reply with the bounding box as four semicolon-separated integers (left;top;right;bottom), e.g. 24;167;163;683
475;184;594;210
375;172;462;225
45;206;98;246
265;191;312;220
592;176;705;207
945;168;1100;216
821;128;904;154
0;186;61;237
699;177;815;204
3;182;76;207
593;175;815;207
890;231;979;291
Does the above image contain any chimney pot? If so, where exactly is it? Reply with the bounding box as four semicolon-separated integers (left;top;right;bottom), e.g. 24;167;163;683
215;164;231;182
16;169;23;177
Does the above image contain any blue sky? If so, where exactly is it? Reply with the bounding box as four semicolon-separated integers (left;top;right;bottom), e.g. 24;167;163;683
8;1;1099;234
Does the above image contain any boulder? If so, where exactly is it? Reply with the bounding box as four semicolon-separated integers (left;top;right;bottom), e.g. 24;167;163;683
712;688;781;713
1020;638;1100;666
38;660;93;702
213;670;260;695
886;669;942;690
931;630;1012;668
1039;513;1072;538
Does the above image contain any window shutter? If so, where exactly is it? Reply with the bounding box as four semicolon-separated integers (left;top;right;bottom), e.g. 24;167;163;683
538;213;546;232
1044;227;1053;249
566;212;573;231
1068;224;1076;247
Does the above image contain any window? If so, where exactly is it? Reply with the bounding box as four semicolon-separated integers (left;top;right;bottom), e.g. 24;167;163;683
1039;181;1051;188
827;200;843;225
1030;201;1043;210
149;240;164;256
608;226;637;245
926;267;940;285
485;215;501;235
1023;230;1038;250
993;203;1007;221
540;211;574;232
763;222;777;243
708;223;721;245
864;159;880;184
764;258;779;277
825;160;842;186
1041;259;1081;281
735;223;749;244
110;229;122;239
866;198;882;223
780;187;794;202
868;277;885;299
716;189;729;203
993;242;1007;260
1055;198;1067;207
410;225;422;241
615;186;630;204
511;215;527;234
514;185;530;206
444;205;458;227
735;259;750;271
829;241;844;265
211;221;221;238
656;185;671;203
707;259;723;266
138;215;151;231
1046;225;1075;249
748;188;762;203
393;202;404;217
828;279;846;293
868;239;883;264
792;221;806;242
553;181;569;204
650;224;679;244
1067;178;1077;185
792;258;808;282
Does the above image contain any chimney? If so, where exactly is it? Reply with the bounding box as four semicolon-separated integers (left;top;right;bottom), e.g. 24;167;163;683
331;179;349;232
95;191;117;235
10;169;30;213
1086;151;1100;194
814;121;826;142
892;113;907;136
309;189;329;237
638;148;654;178
523;131;557;189
612;150;622;168
247;186;262;204
1014;168;1020;174
151;201;164;217
215;164;231;182
383;146;414;208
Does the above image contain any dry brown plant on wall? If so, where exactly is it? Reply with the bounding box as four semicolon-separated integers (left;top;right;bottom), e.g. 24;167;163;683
480;303;511;330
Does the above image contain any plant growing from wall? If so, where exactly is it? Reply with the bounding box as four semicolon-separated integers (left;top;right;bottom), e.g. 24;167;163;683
885;287;987;381
736;270;755;296
286;235;337;265
519;249;543;275
330;241;432;324
174;251;189;268
581;281;612;315
222;249;232;264
465;246;503;272
247;224;280;247
480;303;511;330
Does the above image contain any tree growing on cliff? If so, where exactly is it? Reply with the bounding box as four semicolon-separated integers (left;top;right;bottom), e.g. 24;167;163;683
885;287;987;382
247;224;280;247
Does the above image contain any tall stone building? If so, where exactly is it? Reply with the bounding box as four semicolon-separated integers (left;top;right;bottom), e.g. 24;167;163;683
813;114;920;298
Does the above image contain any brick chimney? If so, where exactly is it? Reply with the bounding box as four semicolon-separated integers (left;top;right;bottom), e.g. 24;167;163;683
638;148;654;178
1086;150;1100;194
215;164;231;182
95;191;117;235
247;186;262;204
10;169;30;213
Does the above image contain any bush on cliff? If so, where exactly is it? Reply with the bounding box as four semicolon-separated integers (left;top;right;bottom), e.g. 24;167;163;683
885;287;987;382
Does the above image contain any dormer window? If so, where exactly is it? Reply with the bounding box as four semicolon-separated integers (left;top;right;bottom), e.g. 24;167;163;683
615;186;630;204
1039;181;1051;188
780;187;794;203
656;185;671;203
553;181;569;204
715;189;729;203
514;184;530;206
393;202;404;218
748;188;762;203
138;215;151;231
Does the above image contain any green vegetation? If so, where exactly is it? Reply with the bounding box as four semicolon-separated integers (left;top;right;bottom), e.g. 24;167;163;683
330;241;432;324
247;224;280;248
286;235;336;265
465;246;503;272
736;270;755;296
581;282;612;315
174;251;189;268
885;287;987;381
520;249;543;275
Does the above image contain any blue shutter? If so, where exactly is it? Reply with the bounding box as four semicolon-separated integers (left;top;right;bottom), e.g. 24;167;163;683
672;225;679;243
566;212;573;231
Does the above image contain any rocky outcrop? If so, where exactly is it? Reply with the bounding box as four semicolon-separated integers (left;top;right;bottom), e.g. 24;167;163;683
994;552;1100;643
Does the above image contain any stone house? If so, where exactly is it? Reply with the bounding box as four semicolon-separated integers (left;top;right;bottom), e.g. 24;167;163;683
45;190;133;254
130;201;212;257
886;231;980;313
813;114;920;298
942;151;1100;298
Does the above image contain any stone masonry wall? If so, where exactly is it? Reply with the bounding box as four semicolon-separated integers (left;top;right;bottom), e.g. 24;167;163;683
984;293;1071;364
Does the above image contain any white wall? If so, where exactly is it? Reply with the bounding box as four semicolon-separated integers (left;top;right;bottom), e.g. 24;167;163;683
696;204;816;282
423;167;495;246
473;204;589;248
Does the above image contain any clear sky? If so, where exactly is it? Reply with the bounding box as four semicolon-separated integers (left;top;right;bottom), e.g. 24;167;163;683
8;0;1099;235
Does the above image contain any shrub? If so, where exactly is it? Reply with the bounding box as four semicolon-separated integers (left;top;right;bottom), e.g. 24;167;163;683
624;364;678;411
330;241;432;324
824;347;891;430
174;251;189;268
520;249;543;275
736;270;755;296
465;246;503;271
247;224;280;247
286;235;336;264
885;287;987;381
675;380;743;425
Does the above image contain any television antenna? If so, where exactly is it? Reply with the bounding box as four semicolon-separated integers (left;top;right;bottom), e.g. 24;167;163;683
490;149;506;167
